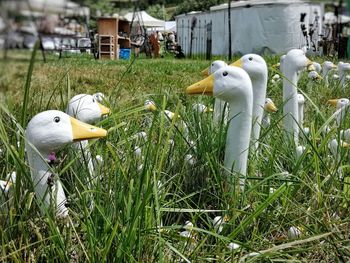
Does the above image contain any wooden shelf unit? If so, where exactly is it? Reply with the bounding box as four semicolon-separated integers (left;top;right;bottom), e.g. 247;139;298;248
97;17;131;60
98;35;114;59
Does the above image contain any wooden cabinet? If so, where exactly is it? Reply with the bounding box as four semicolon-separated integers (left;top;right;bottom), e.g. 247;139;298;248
97;17;131;60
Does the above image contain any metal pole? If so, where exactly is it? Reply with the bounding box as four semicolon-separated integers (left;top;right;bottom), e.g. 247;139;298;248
228;0;232;60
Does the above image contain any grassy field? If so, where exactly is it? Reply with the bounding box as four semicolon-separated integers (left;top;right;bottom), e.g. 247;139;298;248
0;49;350;262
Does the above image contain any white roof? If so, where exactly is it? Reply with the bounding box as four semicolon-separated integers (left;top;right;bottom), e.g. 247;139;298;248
324;12;350;24
210;0;310;11
123;11;165;28
165;21;176;32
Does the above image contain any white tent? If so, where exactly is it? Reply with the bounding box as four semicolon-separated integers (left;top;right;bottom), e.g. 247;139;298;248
123;11;165;28
175;0;323;56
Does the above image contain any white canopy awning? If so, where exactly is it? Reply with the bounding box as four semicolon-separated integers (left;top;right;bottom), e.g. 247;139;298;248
123;11;165;28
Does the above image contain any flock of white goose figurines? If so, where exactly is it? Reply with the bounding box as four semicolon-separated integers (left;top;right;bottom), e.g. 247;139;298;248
1;48;350;224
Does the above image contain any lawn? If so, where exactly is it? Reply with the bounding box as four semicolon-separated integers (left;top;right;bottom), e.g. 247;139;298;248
0;49;349;262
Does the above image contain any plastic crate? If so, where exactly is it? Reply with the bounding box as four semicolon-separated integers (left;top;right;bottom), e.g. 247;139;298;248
119;48;131;59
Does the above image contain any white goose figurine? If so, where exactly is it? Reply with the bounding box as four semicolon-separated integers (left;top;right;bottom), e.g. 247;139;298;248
192;103;213;113
328;139;350;162
337;61;350;88
262;98;277;128
25;110;107;217
322;61;337;85
282;49;313;145
327;98;350;126
186;66;253;183
232;54;268;150
66;94;110;178
144;99;189;140
340;129;350;142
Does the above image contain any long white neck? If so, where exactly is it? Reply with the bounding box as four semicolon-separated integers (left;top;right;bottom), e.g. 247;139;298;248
225;96;252;180
74;140;94;178
251;77;267;150
283;67;299;145
322;68;330;78
262;112;270;128
298;103;304;128
213;98;227;126
337;105;349;126
339;70;346;87
322;68;331;86
25;143;68;217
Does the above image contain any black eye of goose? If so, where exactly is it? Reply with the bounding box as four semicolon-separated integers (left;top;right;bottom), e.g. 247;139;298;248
222;71;228;77
92;98;96;103
248;57;253;61
53;116;60;123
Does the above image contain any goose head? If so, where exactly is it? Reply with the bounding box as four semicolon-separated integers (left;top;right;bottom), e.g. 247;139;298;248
264;98;277;113
338;61;350;73
186;66;252;104
322;61;337;74
93;92;106;103
231;54;267;82
192;103;213;113
144;99;157;112
164;110;181;120
284;49;313;73
308;71;322;80
328;139;350;157
208;60;227;75
327;98;350;109
66;94;110;124
25;110;107;154
202;60;227;76
312;62;322;72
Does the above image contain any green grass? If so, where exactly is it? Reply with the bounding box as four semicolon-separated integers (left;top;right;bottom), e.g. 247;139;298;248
0;49;350;262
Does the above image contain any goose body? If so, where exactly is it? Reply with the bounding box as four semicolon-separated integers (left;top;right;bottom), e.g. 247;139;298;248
186;66;253;182
232;54;268;150
282;49;312;144
25;110;107;217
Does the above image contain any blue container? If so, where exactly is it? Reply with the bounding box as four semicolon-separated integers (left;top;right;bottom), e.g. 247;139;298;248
119;48;131;59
